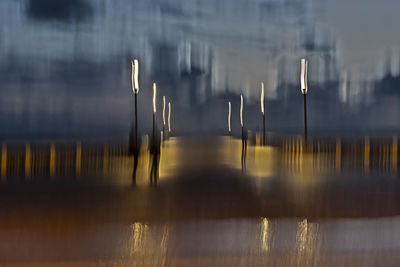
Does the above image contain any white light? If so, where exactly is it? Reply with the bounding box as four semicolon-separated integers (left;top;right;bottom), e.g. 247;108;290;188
300;58;308;94
168;102;171;132
163;96;166;126
261;82;265;115
153;83;157;113
132;59;139;94
240;94;243;128
228;101;231;133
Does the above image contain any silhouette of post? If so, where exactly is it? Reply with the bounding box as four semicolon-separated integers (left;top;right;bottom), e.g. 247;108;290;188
261;82;265;145
300;58;308;148
132;59;140;151
131;59;140;184
168;102;171;135
162;96;166;139
153;83;157;142
240;94;247;172
240;94;244;139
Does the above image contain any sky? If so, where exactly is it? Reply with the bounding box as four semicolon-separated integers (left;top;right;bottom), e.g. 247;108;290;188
0;0;399;139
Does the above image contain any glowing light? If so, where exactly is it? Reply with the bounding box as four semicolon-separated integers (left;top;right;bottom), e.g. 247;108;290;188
168;102;171;132
240;94;244;128
261;82;264;115
228;101;232;133
153;83;157;113
261;218;270;251
296;219;318;254
132;59;139;94
162;96;166;126
300;58;308;94
129;222;148;254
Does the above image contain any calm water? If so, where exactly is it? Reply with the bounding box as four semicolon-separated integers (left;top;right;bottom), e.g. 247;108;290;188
2;217;400;265
0;0;400;139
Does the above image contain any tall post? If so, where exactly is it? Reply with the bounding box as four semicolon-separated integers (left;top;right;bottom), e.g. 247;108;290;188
300;58;308;149
135;93;138;152
132;59;140;155
240;94;244;139
162;96;166;139
168;102;171;134
153;83;157;143
263;113;266;145
303;93;308;141
261;82;265;145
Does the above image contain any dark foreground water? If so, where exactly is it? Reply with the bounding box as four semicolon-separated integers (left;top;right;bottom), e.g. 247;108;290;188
1;137;400;265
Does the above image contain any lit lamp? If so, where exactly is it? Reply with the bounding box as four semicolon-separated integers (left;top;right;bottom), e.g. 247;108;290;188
152;83;157;140
228;101;232;136
168;102;171;134
240;94;244;138
162;96;166;136
300;58;308;144
261;82;265;145
131;59;139;149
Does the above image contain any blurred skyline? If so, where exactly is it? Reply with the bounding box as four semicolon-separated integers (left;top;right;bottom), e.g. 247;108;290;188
0;0;400;139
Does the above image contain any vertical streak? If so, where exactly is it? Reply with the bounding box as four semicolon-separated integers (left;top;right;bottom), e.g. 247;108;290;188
364;136;370;173
261;82;264;115
163;96;166;126
168;102;171;133
25;143;31;180
392;136;398;173
76;141;82;177
336;138;341;173
132;59;139;94
1;144;7;181
50;143;56;179
300;58;308;94
228;101;231;133
240;94;243;128
103;144;109;175
153;83;157;113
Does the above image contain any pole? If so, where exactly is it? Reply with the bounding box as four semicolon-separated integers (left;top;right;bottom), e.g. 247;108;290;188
134;93;138;150
153;113;155;143
263;113;265;145
303;93;308;147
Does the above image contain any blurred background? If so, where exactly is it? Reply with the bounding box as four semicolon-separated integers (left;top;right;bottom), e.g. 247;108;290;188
1;0;400;266
0;0;400;138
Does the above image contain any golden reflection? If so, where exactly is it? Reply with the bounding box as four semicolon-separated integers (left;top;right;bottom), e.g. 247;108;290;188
132;59;139;94
1;144;6;181
153;83;157;114
300;58;308;94
260;218;270;252
247;145;278;178
25;143;31;180
128;222;149;254
296;219;318;254
49;143;56;179
364;136;370;173
158;138;179;179
392;136;398;172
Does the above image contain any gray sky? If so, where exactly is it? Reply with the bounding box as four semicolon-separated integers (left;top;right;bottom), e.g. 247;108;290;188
318;0;400;76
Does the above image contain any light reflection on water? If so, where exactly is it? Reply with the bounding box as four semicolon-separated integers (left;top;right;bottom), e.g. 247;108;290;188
3;217;400;264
